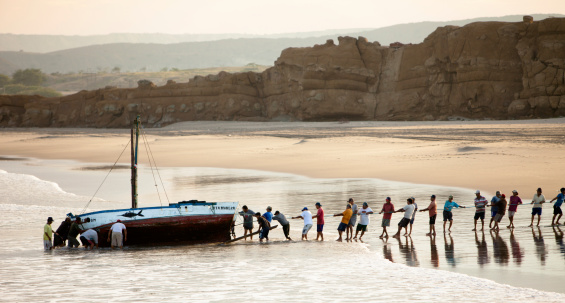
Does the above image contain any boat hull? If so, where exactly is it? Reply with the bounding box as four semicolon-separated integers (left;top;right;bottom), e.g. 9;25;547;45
71;201;238;247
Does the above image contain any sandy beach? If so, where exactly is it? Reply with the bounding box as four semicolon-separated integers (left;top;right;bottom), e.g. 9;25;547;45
2;118;565;196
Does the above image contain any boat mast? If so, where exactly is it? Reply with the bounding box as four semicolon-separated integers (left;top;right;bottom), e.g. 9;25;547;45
131;115;140;209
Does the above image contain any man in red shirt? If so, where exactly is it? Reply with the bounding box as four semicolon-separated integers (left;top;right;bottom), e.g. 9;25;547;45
420;195;438;236
312;202;325;241
379;197;395;238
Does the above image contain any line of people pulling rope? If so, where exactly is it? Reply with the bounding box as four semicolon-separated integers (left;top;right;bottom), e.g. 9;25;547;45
237;187;565;242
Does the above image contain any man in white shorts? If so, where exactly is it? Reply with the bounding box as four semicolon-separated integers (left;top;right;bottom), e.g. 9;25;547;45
108;220;127;249
292;207;313;240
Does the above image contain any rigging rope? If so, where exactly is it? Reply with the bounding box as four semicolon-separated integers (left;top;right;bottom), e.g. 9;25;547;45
80;139;131;214
140;126;171;206
140;127;163;207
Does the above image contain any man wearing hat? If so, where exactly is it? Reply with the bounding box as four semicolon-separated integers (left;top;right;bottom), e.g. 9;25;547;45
507;190;522;228
263;206;273;223
43;217;55;250
292;207;313;240
312;202;325;241
473;190;489;231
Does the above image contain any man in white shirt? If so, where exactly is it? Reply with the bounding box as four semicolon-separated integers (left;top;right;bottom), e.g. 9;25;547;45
108;220;127;249
292;207;313;240
353;202;373;240
393;198;416;239
529;187;546;227
80;229;99;250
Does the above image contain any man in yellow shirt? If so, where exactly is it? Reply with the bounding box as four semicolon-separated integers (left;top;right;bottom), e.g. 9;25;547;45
334;204;352;242
44;217;55;250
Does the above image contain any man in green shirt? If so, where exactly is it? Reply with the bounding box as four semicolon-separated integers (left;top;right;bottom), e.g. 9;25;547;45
67;217;82;248
43;217;54;250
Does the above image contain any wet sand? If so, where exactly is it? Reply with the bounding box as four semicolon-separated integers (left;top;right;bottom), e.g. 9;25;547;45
2;118;565;194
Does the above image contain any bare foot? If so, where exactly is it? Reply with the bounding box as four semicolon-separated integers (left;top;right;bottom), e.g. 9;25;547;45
528;224;533;227
426;233;431;236
379;235;384;239
472;228;476;231
393;234;400;239
353;237;357;240
336;238;342;242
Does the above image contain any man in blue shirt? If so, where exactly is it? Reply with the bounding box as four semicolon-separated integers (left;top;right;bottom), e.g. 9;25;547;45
263;206;273;222
443;195;466;232
549;188;565;226
489;191;501;229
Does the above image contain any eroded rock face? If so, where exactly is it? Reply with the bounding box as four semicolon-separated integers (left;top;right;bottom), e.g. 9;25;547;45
1;17;564;127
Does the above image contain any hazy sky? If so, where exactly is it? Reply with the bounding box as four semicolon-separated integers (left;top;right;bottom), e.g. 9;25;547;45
1;0;564;35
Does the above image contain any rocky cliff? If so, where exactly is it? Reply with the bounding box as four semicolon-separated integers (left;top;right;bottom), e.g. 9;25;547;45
1;16;564;127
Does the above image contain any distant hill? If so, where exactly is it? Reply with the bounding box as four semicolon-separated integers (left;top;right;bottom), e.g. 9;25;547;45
0;14;561;75
0;29;373;53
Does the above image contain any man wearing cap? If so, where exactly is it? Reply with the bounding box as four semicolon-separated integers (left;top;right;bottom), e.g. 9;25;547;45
549;188;565;226
529;188;546;227
254;212;271;242
507;190;522;228
420;195;438;236
473;190;489;231
347;198;358;240
392;198;416;239
273;211;292;240
67;217;82;248
354;202;374;240
108;220;127;249
379;197;395;238
292;207;313;240
443;195;465;232
43;217;55;250
334;204;353;241
238;205;255;240
312;202;325;241
263;206;273;223
489;191;502;229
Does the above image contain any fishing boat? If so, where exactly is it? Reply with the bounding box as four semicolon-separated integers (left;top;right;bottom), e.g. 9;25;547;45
67;116;238;246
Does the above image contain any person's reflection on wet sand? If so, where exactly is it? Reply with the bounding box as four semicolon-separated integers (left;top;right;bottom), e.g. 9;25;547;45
509;230;523;265
532;227;548;266
552;226;565;258
397;236;419;266
444;233;456;267
429;234;439;267
475;230;489;266
490;229;509;265
382;238;394;262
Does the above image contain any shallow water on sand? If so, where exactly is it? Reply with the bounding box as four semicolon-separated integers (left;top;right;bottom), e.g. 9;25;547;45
1;158;564;302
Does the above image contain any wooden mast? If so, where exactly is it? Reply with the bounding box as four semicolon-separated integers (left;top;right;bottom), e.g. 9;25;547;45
131;115;139;209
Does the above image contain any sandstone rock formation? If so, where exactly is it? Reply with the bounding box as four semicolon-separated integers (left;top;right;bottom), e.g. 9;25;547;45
1;17;564;127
